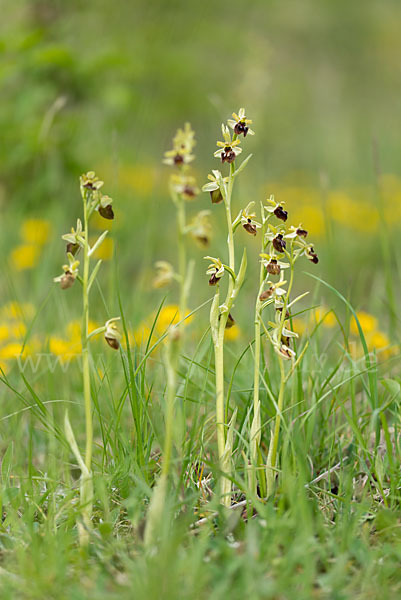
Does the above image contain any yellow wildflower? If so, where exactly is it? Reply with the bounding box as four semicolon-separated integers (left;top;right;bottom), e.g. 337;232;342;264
66;319;99;341
313;307;336;328
50;320;100;358
156;305;182;332
290;204;325;237
291;318;307;336
224;324;240;341
350;311;378;336
133;325;152;347
350;330;394;361
367;330;390;352
153;305;192;334
10;244;41;271
49;336;80;359
0;342;24;360
327;192;379;233
20;219;51;245
0;324;9;342
1;302;35;320
290;308;337;337
119;164;156;196
10;321;27;339
133;305;192;348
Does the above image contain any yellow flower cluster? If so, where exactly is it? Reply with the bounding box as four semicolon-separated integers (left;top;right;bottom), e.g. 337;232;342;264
133;304;240;348
49;319;99;360
292;306;394;361
0;302;39;374
10;219;51;271
224;324;241;342
350;311;394;359
291;306;336;337
118;164;157;197
133;305;190;348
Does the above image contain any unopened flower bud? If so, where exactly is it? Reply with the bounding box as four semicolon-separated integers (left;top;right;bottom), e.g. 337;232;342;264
210;188;223;204
104;318;121;350
105;335;119;350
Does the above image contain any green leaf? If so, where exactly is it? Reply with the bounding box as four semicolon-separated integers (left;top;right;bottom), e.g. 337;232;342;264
380;378;401;398
2;487;19;505
233;154;253;177
1;443;13;485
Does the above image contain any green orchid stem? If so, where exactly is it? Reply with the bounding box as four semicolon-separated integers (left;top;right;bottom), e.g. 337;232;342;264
266;251;295;498
81;191;93;538
215;323;226;461
250;208;270;499
266;357;285;496
225;164;235;271
250;257;265;498
214;160;236;507
82;195;92;472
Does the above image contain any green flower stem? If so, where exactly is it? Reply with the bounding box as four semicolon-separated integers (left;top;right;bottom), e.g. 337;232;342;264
266;249;295;497
81;192;93;535
266;357;285;496
214;160;236;507
249;257;265;497
225;163;236;272
82;197;92;471
250;210;269;496
215;323;226;464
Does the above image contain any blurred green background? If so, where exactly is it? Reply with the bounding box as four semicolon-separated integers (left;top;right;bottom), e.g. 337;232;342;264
1;0;401;362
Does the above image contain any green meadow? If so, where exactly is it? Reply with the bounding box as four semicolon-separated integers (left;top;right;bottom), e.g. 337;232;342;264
0;1;401;598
